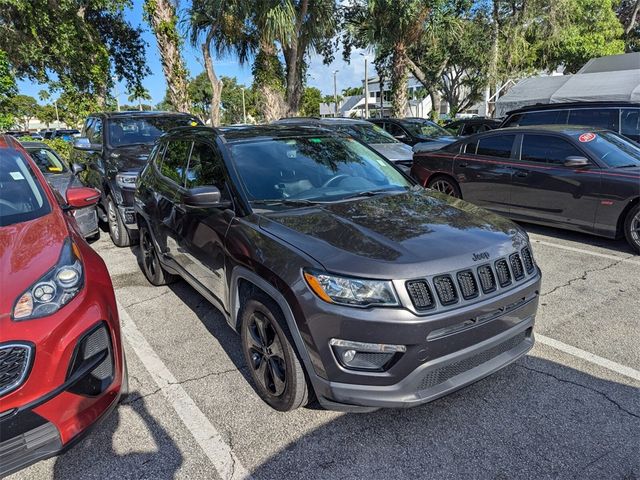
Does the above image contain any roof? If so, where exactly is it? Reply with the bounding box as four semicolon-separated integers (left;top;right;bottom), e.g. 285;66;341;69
472;125;609;139
505;101;639;115
98;111;196;119
274;117;371;127
496;53;640;117
218;125;341;142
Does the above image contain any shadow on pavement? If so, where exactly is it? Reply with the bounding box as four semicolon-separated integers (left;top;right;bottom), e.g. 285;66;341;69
51;393;183;480
248;355;640;480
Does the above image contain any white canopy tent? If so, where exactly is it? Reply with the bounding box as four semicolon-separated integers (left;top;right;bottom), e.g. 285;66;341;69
495;53;640;117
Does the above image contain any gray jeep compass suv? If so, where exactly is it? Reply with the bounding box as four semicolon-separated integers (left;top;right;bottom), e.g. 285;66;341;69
134;125;541;412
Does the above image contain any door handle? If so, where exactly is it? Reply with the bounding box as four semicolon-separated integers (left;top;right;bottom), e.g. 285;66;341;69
515;171;529;178
458;162;468;168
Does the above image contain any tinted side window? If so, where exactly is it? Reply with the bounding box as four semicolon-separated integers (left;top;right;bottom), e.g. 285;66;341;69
463;141;477;154
476;135;515;158
87;117;102;145
185;142;228;195
511;110;568;126
621;108;639;139
521;135;583;165
161;140;192;185
568;109;619;131
385;123;405;137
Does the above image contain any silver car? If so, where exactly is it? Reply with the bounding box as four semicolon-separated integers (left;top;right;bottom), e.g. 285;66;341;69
272;117;415;172
22;142;99;239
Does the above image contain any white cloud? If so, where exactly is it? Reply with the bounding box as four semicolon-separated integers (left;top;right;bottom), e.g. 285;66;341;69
306;46;376;96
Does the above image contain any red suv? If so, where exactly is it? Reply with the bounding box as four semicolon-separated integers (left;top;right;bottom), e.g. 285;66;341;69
0;135;126;476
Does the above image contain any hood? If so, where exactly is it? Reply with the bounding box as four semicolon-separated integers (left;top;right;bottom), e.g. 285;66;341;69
370;143;414;162
413;138;456;154
259;190;526;279
109;144;153;172
0;210;69;315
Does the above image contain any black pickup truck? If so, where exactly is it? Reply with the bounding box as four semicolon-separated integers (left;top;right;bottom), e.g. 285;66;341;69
70;111;201;246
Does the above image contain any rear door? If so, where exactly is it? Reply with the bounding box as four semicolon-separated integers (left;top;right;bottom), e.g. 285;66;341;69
173;139;234;306
454;133;516;214
509;133;600;230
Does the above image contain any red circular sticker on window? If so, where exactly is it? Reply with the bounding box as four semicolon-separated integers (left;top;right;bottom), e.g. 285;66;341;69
579;132;596;143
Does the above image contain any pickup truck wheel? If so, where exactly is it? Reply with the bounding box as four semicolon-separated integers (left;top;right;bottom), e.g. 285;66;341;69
427;175;462;198
139;225;177;286
240;292;309;411
107;196;130;247
623;203;640;254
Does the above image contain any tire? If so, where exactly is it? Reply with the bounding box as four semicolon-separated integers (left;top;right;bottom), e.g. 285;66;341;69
623;203;640;254
240;292;309;411
139;224;177;286
427;175;462;198
107;195;131;247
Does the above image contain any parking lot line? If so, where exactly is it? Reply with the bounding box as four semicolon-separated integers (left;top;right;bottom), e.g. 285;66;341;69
530;238;640;266
536;334;640;382
118;302;251;480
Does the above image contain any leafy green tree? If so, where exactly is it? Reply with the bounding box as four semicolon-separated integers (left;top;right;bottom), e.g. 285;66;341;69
36;104;58;128
0;50;17;129
188;72;213;123
6;95;38;130
57;89;99;128
128;86;152;111
220;76;255;124
0;1;148;101
144;0;190;112
342;86;364;96
617;0;640;51
300;87;323;116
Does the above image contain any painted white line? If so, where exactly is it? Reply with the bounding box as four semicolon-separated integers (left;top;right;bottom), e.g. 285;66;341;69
118;302;251;480
536;334;640;382
530;238;640;266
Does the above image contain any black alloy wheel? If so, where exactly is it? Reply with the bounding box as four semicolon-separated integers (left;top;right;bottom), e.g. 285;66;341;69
139;225;176;286
246;311;287;397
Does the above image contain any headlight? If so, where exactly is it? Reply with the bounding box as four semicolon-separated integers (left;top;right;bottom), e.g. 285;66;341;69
116;172;138;189
13;239;84;320
303;270;399;307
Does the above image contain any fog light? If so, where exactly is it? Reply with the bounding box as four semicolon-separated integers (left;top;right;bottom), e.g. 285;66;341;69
330;339;406;371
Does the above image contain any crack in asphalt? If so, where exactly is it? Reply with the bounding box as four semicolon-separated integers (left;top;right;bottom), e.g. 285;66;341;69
122;290;171;309
516;364;640;420
541;256;631;297
575;449;612;478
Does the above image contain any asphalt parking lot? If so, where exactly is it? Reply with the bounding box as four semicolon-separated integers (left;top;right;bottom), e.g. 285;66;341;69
11;222;640;480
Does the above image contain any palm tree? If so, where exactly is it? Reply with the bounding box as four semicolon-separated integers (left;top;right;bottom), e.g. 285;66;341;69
128;87;152;111
38;90;50;103
345;0;433;117
143;0;190;112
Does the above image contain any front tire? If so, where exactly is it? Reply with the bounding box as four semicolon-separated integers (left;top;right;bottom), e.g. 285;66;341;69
139;224;177;286
427;175;462;198
107;196;131;247
623;203;640;254
240;292;309;411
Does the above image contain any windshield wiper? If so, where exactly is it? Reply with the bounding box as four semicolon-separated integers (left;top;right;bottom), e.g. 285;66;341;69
251;198;320;207
616;164;639;168
341;188;405;200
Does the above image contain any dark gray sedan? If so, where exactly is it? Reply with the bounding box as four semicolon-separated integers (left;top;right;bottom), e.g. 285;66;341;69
22;142;99;239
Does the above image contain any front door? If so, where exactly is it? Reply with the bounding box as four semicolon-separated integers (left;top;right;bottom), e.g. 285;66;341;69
454;133;516;214
174;140;234;306
509;133;600;231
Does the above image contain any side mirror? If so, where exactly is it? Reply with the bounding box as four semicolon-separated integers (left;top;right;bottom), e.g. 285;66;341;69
66;187;101;209
71;163;86;176
73;137;99;151
183;186;225;208
564;156;591;168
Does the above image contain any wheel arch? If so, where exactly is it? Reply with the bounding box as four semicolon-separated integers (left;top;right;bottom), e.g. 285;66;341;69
616;196;640;238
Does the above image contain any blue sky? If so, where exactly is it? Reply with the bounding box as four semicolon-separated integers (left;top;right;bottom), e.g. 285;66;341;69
17;0;374;105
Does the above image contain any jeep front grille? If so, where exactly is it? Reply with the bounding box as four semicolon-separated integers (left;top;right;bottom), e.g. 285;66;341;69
406;280;435;310
495;259;512;287
456;270;479;300
521;247;535;274
477;265;497;293
0;344;32;397
510;253;525;281
433;275;458;305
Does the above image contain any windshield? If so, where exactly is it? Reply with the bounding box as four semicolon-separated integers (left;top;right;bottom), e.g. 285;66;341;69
0;149;51;227
581;131;640;168
108;116;198;147
27;147;68;174
229;136;411;206
401;120;449;139
339;124;398;144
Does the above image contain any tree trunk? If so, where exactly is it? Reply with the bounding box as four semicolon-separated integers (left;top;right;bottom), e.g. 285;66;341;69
625;0;640;35
254;41;287;122
429;90;441;121
390;44;409;118
487;0;501;117
284;0;309;116
144;0;190;112
202;34;223;127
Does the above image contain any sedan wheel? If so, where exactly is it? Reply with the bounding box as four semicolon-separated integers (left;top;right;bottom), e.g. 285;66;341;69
428;177;462;198
624;204;640;254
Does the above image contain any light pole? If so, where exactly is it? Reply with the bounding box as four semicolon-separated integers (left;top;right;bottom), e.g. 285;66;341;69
360;53;369;119
241;87;247;124
112;75;120;112
333;70;339;117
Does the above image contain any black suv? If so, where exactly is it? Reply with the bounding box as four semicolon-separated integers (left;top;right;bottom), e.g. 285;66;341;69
501;102;640;142
71;111;200;246
370;118;458;152
135;125;541;412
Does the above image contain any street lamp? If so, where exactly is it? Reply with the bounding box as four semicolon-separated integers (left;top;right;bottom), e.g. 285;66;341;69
333;70;339;117
112;75;120;112
359;53;369;119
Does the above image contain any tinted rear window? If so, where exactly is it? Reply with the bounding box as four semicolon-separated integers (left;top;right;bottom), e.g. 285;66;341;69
567;109;619;131
476;135;516;158
0;149;51;226
506;110;568;127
